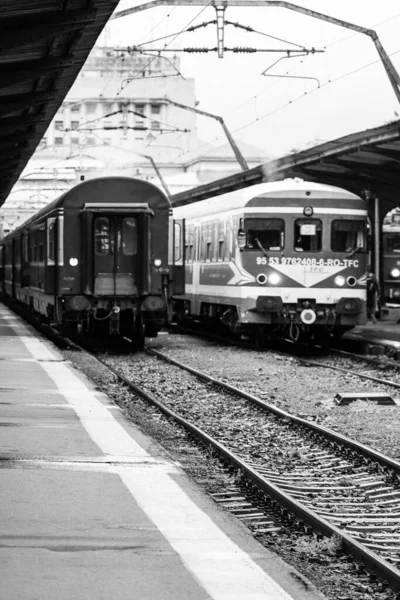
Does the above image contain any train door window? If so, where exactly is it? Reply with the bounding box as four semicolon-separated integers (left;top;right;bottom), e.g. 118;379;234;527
122;218;137;255
174;222;182;261
94;217;111;255
203;222;212;262
243;218;285;251
185;226;194;262
331;220;367;253
294;219;322;252
47;219;55;263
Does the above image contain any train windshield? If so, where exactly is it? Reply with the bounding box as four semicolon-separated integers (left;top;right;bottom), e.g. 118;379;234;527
243;218;284;251
383;233;400;253
331;220;367;253
294;219;322;252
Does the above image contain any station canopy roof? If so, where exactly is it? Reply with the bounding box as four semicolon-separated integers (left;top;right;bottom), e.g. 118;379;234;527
172;119;400;212
0;0;118;208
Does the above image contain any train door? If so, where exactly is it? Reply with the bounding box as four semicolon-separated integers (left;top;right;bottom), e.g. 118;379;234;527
93;215;138;296
169;219;185;294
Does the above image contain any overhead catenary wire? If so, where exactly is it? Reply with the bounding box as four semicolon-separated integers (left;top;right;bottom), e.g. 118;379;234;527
115;2;212;97
173;45;400;164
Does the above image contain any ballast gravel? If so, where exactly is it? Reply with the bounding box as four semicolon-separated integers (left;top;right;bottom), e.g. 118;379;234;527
147;332;400;461
61;331;400;600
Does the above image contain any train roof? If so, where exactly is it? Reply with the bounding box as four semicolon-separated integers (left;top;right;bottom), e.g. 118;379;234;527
1;176;169;240
173;179;365;220
383;225;400;233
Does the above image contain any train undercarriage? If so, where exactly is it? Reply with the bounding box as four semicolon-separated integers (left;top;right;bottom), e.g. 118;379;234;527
173;297;364;343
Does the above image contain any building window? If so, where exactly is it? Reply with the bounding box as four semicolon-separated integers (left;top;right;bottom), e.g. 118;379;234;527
55;137;63;145
151;120;160;130
134;104;145;123
55;121;63;131
70;137;79;146
87;136;96;146
71;105;80;115
86;103;96;114
151;104;160;115
71;121;80;130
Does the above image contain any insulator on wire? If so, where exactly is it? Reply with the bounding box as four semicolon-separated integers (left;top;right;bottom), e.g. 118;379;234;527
230;47;257;53
183;47;213;53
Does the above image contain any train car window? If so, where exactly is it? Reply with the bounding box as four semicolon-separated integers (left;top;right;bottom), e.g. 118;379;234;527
14;238;21;264
94;217;111;255
122;218;137;255
243;218;284;251
174;222;181;261
331;220;367;253
294;219;322;252
22;235;29;262
39;244;44;262
383;233;400;253
28;234;33;263
206;242;212;261
218;240;224;260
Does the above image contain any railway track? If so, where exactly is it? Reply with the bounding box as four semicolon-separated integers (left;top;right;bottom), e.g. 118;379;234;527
92;345;400;591
169;321;400;391
6;300;400;593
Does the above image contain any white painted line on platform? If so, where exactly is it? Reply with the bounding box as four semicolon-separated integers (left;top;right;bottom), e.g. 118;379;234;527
4;307;294;600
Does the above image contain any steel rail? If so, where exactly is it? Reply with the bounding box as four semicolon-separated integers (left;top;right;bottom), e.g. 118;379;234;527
147;347;400;472
90;347;400;589
168;322;400;390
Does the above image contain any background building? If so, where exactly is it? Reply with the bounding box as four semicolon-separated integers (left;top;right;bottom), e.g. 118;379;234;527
0;46;265;236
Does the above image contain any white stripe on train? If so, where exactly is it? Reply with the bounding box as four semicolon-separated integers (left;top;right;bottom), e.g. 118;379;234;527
182;284;366;303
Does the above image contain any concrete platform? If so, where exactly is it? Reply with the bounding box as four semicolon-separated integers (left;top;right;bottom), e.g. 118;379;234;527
0;302;325;600
344;319;400;355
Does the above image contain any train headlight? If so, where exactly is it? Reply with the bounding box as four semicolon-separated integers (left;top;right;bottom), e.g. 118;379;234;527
303;206;313;217
69;257;78;266
335;275;345;287
268;273;281;285
390;268;400;278
154;258;162;267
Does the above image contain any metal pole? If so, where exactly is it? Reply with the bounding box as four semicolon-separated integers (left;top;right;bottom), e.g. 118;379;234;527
162;97;249;171
374;196;380;286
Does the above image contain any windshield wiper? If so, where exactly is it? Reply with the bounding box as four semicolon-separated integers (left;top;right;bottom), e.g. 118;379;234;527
347;246;361;259
255;237;268;258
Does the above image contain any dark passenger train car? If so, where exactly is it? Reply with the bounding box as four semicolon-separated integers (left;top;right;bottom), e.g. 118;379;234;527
382;223;400;306
0;176;174;344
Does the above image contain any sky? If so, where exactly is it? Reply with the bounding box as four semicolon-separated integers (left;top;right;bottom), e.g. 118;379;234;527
97;1;400;160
